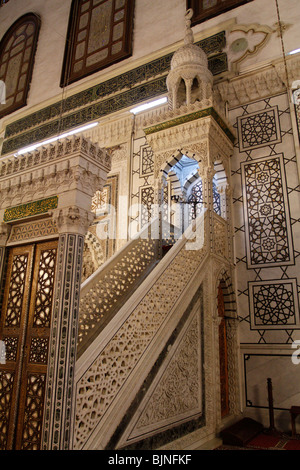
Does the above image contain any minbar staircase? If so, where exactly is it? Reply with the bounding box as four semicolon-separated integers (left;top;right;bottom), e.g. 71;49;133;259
72;211;230;450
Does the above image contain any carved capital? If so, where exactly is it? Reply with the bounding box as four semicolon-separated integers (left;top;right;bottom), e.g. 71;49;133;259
198;164;214;181
51;206;95;236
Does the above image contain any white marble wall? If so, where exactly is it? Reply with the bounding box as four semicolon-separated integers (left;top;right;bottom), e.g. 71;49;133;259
229;91;300;430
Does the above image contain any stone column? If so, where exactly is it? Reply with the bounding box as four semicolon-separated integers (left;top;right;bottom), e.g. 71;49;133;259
198;165;215;253
42;207;95;450
152;177;165;258
226;317;240;415
199;165;214;210
215;181;228;220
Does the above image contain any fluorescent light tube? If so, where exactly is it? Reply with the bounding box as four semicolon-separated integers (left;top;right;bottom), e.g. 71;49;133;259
17;122;99;155
287;48;300;55
130;97;167;114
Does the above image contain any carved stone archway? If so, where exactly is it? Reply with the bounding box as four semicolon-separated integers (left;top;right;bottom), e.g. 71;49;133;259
214;267;240;422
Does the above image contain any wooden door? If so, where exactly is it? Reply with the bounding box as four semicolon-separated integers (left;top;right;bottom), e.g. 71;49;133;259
0;240;58;450
218;284;229;418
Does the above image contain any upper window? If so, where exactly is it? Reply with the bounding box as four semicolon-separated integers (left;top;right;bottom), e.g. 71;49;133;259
187;0;253;25
0;13;40;119
61;0;135;87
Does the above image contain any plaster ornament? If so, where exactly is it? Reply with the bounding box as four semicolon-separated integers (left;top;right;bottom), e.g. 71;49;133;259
272;21;292;38
227;24;273;70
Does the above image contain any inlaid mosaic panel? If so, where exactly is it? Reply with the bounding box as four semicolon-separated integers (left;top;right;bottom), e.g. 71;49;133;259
131;136;155;233
140;186;155;227
249;279;300;329
237;106;281;152
241;154;294;268
229;93;300;344
140;144;154;176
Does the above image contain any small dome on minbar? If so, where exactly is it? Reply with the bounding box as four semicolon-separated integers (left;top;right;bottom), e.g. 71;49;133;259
166;9;213;110
171;41;209;69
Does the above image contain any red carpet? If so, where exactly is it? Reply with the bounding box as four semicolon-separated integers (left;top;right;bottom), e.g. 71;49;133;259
216;432;300;450
283;439;300;450
247;433;281;448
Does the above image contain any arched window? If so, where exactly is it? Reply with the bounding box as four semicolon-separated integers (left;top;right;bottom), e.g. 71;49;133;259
187;0;253;25
61;0;135;87
0;13;40;119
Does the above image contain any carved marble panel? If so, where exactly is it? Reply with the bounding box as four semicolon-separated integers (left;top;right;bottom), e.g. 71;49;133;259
117;293;203;448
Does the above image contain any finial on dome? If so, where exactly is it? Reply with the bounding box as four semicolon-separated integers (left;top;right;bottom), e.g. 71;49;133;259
184;9;194;45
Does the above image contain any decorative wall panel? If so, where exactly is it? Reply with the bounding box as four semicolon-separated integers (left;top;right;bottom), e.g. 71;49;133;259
241;155;294;268
140;186;155;227
117;289;203;449
7;219;57;245
140;144;154;176
131;136;155;232
249;279;300;330
229;93;300;345
237;107;281;152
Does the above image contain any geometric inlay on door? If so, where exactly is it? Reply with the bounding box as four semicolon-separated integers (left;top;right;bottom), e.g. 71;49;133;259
0;240;58;450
